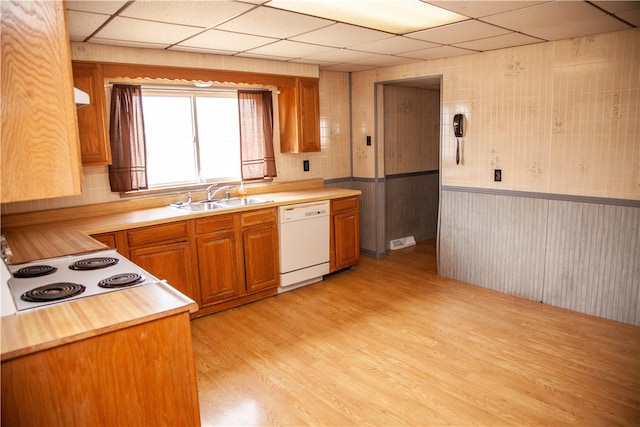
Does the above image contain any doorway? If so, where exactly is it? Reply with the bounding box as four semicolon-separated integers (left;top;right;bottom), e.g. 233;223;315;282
378;77;442;252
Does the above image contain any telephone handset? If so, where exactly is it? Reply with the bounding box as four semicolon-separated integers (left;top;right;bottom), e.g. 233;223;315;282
453;114;464;165
453;114;464;137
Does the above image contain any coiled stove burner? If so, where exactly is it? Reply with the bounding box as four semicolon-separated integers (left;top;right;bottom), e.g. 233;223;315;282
21;283;86;302
69;257;119;271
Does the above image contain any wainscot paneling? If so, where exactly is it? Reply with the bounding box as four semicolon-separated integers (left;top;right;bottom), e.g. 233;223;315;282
351;179;385;258
385;171;439;246
544;201;640;325
439;188;640;325
439;189;548;302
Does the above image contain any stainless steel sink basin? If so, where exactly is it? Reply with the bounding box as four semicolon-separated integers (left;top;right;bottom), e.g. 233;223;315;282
170;197;272;211
171;201;227;212
213;197;272;207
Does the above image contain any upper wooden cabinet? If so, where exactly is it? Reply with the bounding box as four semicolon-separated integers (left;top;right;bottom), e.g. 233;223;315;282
278;78;321;153
0;0;82;203
72;62;112;166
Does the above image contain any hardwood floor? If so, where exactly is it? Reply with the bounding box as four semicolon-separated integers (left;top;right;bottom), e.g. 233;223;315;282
191;240;640;426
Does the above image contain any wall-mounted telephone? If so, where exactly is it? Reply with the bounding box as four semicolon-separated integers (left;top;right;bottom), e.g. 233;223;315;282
453;114;464;137
453;114;464;165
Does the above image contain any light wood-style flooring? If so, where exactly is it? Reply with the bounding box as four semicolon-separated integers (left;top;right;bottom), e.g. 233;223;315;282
191;240;640;426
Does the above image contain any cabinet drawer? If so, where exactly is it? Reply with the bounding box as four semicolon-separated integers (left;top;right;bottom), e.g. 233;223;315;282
240;208;276;228
195;214;235;235
331;197;358;213
127;222;188;247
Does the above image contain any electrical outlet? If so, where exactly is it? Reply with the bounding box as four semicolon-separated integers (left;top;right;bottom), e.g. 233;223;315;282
303;160;309;172
494;169;502;182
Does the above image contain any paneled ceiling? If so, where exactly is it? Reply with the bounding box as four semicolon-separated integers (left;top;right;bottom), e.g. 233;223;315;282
67;0;640;72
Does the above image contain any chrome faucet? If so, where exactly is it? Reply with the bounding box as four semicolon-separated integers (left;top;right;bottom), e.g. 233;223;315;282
206;184;232;201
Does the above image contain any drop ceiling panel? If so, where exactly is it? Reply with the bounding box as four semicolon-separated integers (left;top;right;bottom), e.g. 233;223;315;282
289;23;392;48
617;9;640;26
245;40;336;58
482;2;605;31
407;20;511;45
176;29;277;52
300;48;381;63
351;36;440;55
66;1;129;15
401;45;476;61
66;10;111;41
350;54;425;67
120;1;255;28
94;17;203;46
526;14;631;40
455;32;542;51
216;6;334;38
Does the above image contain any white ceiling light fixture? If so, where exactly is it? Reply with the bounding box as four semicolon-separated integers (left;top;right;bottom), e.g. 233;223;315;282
194;80;213;88
266;0;467;34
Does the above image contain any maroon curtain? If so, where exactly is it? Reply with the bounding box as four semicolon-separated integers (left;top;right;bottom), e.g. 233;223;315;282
238;90;276;180
108;84;148;192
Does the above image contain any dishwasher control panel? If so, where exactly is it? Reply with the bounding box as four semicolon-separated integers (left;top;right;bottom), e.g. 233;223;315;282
279;201;329;222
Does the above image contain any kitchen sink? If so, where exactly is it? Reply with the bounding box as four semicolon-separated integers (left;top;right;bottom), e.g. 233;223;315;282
212;197;272;207
171;201;227;212
171;197;272;211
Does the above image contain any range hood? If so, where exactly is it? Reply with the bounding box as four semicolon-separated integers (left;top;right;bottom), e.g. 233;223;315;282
74;87;90;107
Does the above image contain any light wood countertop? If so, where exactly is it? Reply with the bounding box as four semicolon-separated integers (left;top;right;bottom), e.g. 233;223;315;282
1;281;198;361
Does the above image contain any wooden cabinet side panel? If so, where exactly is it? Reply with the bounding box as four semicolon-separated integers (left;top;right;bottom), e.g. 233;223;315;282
1;313;200;426
1;0;82;202
277;85;299;153
72;62;111;165
91;232;116;249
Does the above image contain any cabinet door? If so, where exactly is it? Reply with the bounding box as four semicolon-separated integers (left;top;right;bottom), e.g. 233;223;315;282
1;0;82;203
243;224;279;293
298;78;320;152
72;62;111;166
129;241;197;303
332;210;360;272
196;231;243;306
278;78;320;153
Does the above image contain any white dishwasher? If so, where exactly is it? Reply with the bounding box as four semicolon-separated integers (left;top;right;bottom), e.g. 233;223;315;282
278;201;330;293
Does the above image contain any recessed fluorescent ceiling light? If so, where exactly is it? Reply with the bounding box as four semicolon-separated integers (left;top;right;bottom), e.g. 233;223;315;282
267;0;467;34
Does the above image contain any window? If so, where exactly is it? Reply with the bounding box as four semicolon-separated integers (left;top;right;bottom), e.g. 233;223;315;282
142;88;241;187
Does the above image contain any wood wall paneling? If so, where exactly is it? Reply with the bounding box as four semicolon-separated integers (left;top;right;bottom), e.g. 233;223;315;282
439;189;640;325
544;201;640;324
439;190;548;302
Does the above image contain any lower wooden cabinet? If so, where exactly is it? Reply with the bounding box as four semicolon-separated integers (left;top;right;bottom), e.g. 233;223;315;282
194;208;279;316
241;209;279;293
125;222;198;303
195;214;243;305
88;202;352;316
1;312;200;426
330;196;360;272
